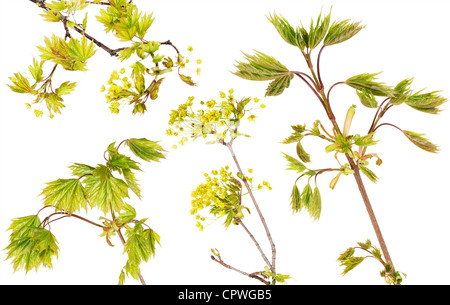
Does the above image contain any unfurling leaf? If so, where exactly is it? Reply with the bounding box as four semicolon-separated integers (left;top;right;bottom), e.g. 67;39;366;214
356;89;378;108
296;142;311;163
329;172;342;189
358;164;378;183
345;73;393;97
324;19;365;46
307;9;332;50
301;184;313;208
290;184;302;213
179;74;196;86
404;91;447;114
390;78;413;105
282;153;306;173
340;256;365;276
282;124;305;144
357;239;372;250
403;130;439;153
267;13;301;48
309;187;321;220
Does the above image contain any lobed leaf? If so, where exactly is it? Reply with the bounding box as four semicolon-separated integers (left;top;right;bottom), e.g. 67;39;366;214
40;178;88;214
83;165;129;214
125;138;166;162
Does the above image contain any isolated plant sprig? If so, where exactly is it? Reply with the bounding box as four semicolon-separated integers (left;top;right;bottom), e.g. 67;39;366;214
5;137;165;285
167;90;290;285
8;0;199;117
233;9;447;284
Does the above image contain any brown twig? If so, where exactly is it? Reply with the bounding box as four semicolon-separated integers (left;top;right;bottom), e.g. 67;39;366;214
210;255;270;285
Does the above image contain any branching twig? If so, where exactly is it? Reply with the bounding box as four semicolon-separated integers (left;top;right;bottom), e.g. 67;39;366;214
210;255;270;285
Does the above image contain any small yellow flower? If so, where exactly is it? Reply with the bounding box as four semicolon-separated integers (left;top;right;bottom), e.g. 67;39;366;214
187;46;194;52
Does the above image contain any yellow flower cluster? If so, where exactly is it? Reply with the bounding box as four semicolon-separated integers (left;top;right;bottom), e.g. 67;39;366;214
190;166;247;230
102;68;134;114
167;90;265;146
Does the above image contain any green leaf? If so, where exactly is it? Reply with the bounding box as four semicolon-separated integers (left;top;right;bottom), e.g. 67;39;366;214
123;226;151;265
82;12;88;29
107;143;141;173
337;247;355;261
123;168;141;198
118;269;126;285
136;13;155;39
125;138;166;162
148;78;165;100
265;73;294;96
345;73;393;97
118;46;138;61
309;186;321;220
67;36;97;62
142;41;160;54
404;90;447;114
390;78;413;105
267;13;302;48
46;1;67;12
282;153;306;173
234;51;291;80
8;72;33;94
296;142;311;163
69;163;95;177
353;133;378;147
134;73;145;94
324;19;365;46
356;89;378;108
44;93;65;116
116;203;137;225
5;224;59;273
301;184;313;208
358;164;378;183
37;35;94;71
340;256;365;276
179;74;197;86
142;228;160;258
357;239;372;250
6;215;41;242
403;130;439;153
40;178;88;214
290;184;302;213
55;81;77;96
233;51;293;96
83;165;129;214
28;58;44;83
307;9;331;50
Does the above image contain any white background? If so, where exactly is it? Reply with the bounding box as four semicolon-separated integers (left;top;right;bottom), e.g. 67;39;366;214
1;0;449;285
